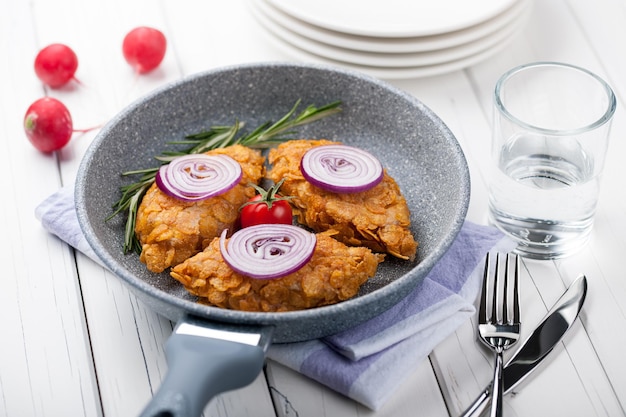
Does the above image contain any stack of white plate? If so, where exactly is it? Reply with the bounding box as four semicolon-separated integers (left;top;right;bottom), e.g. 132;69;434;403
248;0;532;79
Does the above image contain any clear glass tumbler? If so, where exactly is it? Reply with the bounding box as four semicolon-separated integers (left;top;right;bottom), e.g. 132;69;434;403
488;62;616;259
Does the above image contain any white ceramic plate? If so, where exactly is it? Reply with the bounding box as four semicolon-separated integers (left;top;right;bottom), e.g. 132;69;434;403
266;0;519;37
255;20;526;79
250;0;529;68
256;0;529;53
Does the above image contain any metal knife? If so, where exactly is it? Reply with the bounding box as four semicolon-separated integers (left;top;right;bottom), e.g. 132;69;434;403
460;274;588;417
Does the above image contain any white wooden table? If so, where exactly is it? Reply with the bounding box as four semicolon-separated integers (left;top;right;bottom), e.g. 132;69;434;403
2;0;626;416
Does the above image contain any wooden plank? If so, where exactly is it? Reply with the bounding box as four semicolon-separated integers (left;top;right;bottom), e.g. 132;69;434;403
567;0;626;98
0;1;102;416
160;0;279;73
266;359;448;417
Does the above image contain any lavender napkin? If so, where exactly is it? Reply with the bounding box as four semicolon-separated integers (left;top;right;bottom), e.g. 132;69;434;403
35;186;515;410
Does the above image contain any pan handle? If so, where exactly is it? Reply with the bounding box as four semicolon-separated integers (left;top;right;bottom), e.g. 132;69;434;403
139;315;274;417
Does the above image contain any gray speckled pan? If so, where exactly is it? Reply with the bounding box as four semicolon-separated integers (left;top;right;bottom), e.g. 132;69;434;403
75;62;470;417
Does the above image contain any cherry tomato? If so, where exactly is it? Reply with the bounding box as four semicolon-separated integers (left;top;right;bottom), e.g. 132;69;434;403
240;194;293;228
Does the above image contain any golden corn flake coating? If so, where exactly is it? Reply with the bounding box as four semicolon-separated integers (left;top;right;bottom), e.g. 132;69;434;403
170;232;385;312
267;139;418;261
135;145;265;273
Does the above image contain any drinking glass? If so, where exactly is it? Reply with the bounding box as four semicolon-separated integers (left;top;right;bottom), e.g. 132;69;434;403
488;62;616;259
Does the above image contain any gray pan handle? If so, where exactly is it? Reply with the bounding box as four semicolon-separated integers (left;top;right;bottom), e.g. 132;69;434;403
139;315;274;417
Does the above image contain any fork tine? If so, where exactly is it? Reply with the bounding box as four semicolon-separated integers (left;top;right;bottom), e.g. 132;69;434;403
503;253;510;324
512;254;521;323
492;253;500;324
479;252;490;323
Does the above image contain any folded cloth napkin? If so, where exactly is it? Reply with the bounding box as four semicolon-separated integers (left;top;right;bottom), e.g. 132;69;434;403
35;186;102;265
35;186;515;410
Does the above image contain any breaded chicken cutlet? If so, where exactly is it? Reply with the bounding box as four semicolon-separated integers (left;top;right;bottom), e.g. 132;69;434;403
135;145;265;273
170;231;385;312
267;139;418;261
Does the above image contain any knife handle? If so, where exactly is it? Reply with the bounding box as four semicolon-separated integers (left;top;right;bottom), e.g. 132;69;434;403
459;386;490;417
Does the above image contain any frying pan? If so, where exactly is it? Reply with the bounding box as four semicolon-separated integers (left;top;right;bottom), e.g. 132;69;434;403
75;62;470;417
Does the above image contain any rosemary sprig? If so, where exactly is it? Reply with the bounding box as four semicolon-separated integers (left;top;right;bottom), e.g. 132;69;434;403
108;99;342;254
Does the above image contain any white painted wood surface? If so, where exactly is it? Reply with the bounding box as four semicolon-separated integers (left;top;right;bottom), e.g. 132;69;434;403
1;0;625;416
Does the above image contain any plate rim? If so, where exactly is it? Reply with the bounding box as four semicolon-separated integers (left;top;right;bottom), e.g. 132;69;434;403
265;0;519;38
253;0;529;53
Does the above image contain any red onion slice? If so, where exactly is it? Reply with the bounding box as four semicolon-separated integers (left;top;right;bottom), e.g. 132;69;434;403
300;144;384;193
219;224;317;280
155;154;242;202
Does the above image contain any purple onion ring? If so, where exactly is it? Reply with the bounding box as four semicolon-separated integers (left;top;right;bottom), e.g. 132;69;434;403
219;224;317;280
300;144;383;193
155;154;242;202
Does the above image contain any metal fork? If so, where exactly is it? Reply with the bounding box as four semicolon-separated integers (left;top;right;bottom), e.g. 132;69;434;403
478;252;521;417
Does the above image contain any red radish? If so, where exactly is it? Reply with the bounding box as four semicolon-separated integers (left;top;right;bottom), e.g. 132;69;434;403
34;44;79;88
24;97;73;153
122;26;167;73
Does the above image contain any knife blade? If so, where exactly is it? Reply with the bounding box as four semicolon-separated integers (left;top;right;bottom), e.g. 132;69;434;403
460;274;587;417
